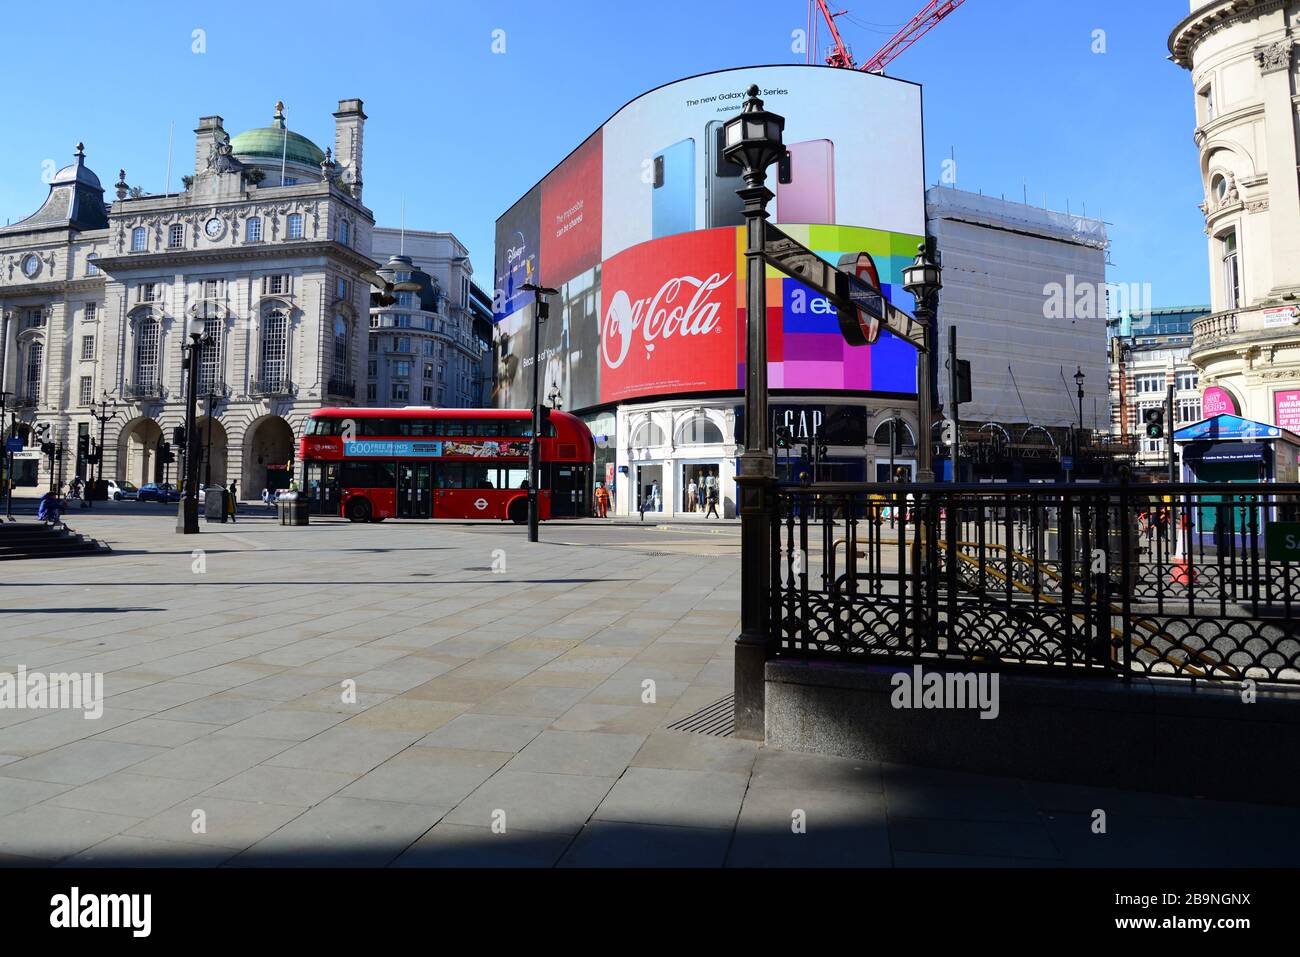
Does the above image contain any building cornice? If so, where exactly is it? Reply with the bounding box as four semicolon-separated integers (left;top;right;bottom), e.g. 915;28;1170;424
1169;0;1289;69
93;241;379;276
0;276;105;299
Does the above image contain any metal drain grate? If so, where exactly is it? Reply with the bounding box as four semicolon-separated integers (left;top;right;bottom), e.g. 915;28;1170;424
666;694;734;737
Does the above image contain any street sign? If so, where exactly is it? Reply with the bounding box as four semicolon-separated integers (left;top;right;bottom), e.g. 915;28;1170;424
761;223;926;350
1265;522;1300;562
4;437;22;453
1061;455;1074;471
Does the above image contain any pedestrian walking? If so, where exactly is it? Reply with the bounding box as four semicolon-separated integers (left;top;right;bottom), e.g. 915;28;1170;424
227;480;238;523
638;485;650;522
594;482;610;519
704;485;720;519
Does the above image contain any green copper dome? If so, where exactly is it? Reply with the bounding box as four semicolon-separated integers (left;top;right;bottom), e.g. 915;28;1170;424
229;102;325;169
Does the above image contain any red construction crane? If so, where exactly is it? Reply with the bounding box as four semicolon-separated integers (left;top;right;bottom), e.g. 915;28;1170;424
811;0;968;74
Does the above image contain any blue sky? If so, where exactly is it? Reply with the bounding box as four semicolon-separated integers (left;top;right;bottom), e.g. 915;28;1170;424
0;0;1204;306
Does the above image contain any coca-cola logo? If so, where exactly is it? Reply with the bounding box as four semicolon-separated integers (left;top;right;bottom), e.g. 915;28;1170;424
602;272;732;370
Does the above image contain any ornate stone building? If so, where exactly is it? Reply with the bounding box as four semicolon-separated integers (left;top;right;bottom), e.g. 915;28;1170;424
1170;2;1300;430
0;100;376;497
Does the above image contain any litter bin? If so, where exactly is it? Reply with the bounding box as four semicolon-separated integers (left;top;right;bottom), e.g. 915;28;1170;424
278;491;309;526
204;487;226;523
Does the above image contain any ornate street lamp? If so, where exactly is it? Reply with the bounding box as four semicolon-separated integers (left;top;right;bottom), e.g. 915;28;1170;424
723;84;785;740
176;316;206;534
902;242;942;483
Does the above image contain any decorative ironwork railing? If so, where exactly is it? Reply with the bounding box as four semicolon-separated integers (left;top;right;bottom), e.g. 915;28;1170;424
124;383;162;399
327;379;356;399
768;482;1300;685
250;378;294;396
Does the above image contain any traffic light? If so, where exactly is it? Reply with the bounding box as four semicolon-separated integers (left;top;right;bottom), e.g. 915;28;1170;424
775;426;792;451
173;426;187;448
954;359;973;405
160;442;174;465
40;441;56;457
1144;408;1165;440
77;434;90;461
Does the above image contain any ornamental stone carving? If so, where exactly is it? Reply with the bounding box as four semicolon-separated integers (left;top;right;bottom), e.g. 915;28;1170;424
1256;39;1293;74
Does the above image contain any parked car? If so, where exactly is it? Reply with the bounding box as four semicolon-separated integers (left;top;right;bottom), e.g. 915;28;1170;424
138;482;180;503
103;479;138;501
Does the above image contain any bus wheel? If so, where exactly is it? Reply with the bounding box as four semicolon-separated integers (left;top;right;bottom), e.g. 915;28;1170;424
346;498;371;523
508;499;528;525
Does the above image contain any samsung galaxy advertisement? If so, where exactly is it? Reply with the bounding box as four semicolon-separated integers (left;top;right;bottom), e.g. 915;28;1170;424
493;64;925;412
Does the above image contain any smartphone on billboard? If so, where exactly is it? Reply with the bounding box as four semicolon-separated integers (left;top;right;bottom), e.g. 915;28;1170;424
777;139;836;224
651;138;695;239
705;121;746;229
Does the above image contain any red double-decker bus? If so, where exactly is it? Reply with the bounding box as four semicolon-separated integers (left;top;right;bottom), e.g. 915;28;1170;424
299;407;594;523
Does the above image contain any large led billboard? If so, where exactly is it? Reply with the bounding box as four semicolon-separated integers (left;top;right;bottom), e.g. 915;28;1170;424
493;64;925;412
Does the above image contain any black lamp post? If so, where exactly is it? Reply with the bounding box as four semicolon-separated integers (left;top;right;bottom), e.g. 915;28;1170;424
521;282;557;544
176;317;206;534
0;389;13;522
901;242;942;483
1074;365;1086;477
723;84;785;740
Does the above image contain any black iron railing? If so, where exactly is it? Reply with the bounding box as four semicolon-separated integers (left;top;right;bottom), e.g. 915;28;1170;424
769;482;1300;685
250;378;293;396
124;383;162;399
327;379;356;399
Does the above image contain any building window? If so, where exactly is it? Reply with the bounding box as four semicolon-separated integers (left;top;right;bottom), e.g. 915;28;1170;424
424;363;433;380
422;385;434;403
394;360;411;378
168;223;184;248
79;376;93;407
203;278;221;299
336;277;350;301
131;227;147;252
395;337;411;353
367;359;377;377
396;314;411;328
24;340;43;402
84;302;97;323
396;291;414;309
366;384;377;403
423;341;435;357
198;319;222;393
283;177;298;187
287;213;304;239
677;416;724;445
139;283;157;303
1176;370;1199;392
246;217;262;243
1199;84;1215;123
333;315;350;383
368;337;377;354
391;382;409;403
134;316;159;388
81;335;95;361
337;220;350;245
1134;374;1164;394
86;253;98;276
259;308;288;385
1221;230;1240;309
262;274;290;296
1176;397;1202;425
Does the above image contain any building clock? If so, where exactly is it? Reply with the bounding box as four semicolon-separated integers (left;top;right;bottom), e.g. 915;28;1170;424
205;218;224;239
21;254;39;278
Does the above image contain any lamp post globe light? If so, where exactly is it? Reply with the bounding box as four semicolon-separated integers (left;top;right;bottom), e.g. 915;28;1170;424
902;242;942;483
176;316;206;534
724;84;784;740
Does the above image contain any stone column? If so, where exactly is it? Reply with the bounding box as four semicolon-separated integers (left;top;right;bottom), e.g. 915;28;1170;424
1256;39;1299;294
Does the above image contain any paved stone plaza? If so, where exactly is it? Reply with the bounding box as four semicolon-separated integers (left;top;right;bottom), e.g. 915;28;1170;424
0;510;1297;867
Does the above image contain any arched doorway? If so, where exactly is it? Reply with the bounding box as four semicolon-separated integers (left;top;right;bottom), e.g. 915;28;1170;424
118;417;163;486
243;415;295;498
193;416;230;488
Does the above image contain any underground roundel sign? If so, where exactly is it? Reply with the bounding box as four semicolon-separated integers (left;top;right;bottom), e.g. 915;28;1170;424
474;498;489;511
836;252;884;347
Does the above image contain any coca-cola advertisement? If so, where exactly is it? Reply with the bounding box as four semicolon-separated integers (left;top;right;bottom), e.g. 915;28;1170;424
599;229;738;404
